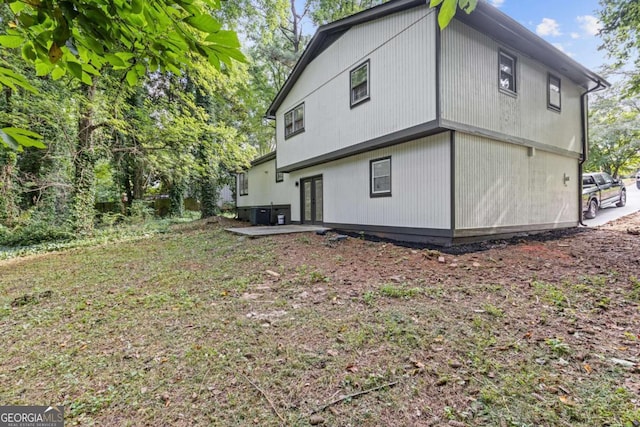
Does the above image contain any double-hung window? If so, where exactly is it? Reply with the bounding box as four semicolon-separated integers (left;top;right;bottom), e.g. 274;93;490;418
284;103;304;139
548;73;561;111
350;60;370;107
239;173;248;196
499;51;516;94
370;157;391;197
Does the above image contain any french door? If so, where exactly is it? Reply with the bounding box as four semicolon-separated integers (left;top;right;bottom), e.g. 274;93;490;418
301;175;323;224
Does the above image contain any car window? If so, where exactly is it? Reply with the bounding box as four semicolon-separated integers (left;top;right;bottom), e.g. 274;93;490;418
602;173;613;184
594;174;606;185
583;176;595;186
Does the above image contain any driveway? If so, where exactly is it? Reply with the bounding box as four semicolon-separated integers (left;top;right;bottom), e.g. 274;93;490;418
583;182;640;227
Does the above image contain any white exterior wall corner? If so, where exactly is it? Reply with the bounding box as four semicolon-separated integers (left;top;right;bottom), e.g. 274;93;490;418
440;19;583;154
289;133;451;230
236;159;292;208
276;5;438;170
454;132;579;231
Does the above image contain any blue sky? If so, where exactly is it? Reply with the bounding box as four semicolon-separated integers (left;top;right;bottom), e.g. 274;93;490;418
489;0;608;72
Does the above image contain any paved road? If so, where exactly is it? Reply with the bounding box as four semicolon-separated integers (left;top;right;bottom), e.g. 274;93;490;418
583;181;640;227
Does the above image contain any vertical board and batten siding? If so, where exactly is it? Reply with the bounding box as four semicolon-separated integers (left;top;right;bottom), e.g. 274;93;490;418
276;5;437;170
236;160;291;207
289;133;451;229
455;133;578;231
440;19;582;154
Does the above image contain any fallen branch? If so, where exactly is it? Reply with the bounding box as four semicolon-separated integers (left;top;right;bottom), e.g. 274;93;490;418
310;380;399;415
240;372;285;423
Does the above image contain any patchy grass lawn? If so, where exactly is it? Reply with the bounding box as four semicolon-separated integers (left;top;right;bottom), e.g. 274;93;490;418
1;218;639;426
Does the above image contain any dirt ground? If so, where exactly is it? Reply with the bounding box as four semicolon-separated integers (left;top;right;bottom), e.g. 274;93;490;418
258;210;640;293
222;212;640;425
1;212;639;425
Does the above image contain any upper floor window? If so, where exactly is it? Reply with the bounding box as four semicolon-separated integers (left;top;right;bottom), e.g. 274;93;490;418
238;173;248;196
370;156;391;197
350;60;370;107
284;103;304;139
548;73;561;111
499;51;516;94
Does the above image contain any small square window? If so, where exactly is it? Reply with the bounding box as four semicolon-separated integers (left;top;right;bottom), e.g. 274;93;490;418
275;168;284;183
350;60;370;107
370;157;391;197
499;51;516;94
284;103;304;139
238;173;248;196
548;73;561;111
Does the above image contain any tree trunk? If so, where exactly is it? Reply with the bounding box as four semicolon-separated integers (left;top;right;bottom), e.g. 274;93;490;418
0;151;18;226
200;177;219;218
169;180;185;217
71;81;98;235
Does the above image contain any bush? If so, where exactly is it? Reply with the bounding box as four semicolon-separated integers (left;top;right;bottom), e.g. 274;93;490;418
126;200;155;224
0;222;75;247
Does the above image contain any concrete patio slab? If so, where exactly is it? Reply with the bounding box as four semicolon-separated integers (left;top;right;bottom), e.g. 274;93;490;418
226;224;331;237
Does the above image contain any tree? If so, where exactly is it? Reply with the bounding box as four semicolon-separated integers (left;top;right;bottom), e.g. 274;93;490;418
598;0;640;95
586;80;640;177
0;0;245;149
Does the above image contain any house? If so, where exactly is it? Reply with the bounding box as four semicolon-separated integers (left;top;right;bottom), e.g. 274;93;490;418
237;0;608;245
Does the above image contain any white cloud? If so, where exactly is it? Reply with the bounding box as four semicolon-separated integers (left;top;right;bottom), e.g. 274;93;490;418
489;0;505;7
576;15;601;36
570;32;580;39
552;43;575;58
536;18;562;37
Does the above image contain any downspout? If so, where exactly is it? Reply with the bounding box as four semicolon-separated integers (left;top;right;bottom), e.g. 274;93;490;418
578;80;606;226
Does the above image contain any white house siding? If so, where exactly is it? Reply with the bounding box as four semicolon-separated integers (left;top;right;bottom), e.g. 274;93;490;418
236;159;291;207
276;5;438;170
288;133;451;229
440;19;583;155
454;132;578;232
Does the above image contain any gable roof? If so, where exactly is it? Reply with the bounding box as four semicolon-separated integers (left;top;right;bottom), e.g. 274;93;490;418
265;0;609;119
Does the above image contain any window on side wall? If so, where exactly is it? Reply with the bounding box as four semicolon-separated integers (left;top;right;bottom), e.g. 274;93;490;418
350;60;370;107
284;103;304;139
275;166;284;183
370;157;391;197
548;73;561;111
498;51;516;94
239;173;248;196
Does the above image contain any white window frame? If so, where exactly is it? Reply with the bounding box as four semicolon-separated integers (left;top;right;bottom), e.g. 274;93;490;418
350;60;370;107
284;103;304;139
370;157;391;197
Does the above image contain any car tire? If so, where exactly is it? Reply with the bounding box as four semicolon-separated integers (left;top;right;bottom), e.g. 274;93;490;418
637;180;640;189
585;199;598;219
616;190;626;207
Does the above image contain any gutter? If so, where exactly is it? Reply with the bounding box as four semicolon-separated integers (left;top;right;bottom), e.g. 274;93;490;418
578;80;607;226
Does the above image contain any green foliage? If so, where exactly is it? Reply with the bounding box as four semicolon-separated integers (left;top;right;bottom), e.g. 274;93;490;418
598;0;640;95
0;209;73;247
379;284;423;299
2;0;245;84
585;78;640;176
0;0;246;151
430;0;477;30
127;200;155;223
